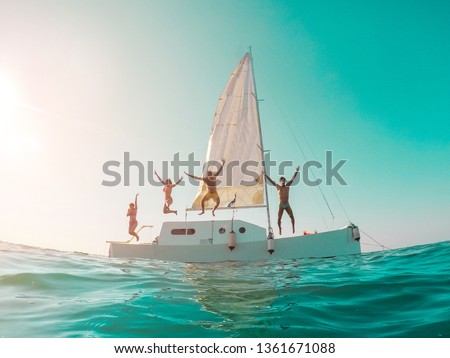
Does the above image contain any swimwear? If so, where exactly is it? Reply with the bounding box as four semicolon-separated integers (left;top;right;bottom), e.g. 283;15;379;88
203;192;220;202
129;220;138;232
279;202;290;209
128;208;137;225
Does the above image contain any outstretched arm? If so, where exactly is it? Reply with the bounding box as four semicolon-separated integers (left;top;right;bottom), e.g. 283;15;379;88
286;166;300;186
174;176;183;187
154;171;165;185
264;171;277;186
214;159;225;176
135;193;139;209
184;172;203;181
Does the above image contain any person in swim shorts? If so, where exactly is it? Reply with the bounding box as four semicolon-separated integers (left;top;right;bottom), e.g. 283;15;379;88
185;159;225;216
264;167;299;235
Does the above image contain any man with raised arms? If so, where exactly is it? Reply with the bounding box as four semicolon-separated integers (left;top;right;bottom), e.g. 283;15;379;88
264;167;299;235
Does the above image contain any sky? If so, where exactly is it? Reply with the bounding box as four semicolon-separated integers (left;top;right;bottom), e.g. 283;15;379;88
0;0;449;255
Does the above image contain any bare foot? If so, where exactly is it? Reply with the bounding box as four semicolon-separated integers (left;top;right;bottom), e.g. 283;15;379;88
198;211;205;216
212;210;216;217
175;210;178;215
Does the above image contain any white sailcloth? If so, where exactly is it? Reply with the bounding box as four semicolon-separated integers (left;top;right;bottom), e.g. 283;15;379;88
191;53;265;210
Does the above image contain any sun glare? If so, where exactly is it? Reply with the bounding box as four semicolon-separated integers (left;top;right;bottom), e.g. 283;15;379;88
0;127;40;162
0;76;18;120
5;132;38;153
0;75;40;161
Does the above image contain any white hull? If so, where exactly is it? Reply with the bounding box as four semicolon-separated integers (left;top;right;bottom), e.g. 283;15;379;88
108;220;361;262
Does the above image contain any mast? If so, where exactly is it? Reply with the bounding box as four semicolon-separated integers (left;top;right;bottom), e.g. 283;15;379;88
249;47;273;238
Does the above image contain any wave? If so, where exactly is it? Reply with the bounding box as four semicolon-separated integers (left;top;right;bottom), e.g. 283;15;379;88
0;240;449;337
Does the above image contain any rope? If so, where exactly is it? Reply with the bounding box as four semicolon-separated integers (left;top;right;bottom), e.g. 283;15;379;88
359;227;390;250
253;58;391;252
289;113;352;223
276;105;336;220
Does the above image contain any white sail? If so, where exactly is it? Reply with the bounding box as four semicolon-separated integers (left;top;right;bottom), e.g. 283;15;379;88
191;53;265;210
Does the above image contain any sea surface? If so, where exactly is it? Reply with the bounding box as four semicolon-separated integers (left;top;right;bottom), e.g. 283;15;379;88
1;240;449;338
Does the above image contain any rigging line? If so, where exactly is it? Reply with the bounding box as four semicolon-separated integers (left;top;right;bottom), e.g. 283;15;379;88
285;111;352;222
359;227;391;250
260;119;332;228
330;184;351;222
250;48;273;234
360;242;386;248
250;60;356;227
252;58;337;222
310;183;330;230
281;113;335;220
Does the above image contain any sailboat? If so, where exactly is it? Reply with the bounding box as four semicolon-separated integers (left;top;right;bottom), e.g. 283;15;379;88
107;52;361;262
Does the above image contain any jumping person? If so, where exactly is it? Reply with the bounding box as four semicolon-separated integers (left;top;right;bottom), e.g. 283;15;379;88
154;171;183;215
184;159;225;216
127;193;140;241
264;167;299;235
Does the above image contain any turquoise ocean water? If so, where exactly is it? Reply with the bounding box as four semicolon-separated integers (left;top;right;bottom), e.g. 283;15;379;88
1;240;449;338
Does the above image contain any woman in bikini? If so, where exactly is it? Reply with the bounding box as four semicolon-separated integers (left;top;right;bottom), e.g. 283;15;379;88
127;193;140;241
154;171;183;215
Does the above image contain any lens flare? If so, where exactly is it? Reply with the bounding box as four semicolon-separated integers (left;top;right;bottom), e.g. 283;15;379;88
0;76;18;121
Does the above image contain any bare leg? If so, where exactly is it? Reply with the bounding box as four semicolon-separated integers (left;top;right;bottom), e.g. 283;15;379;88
163;197;177;214
286;206;295;233
129;222;139;241
277;206;284;235
212;198;220;217
164;204;177;215
131;232;139;241
199;197;206;215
